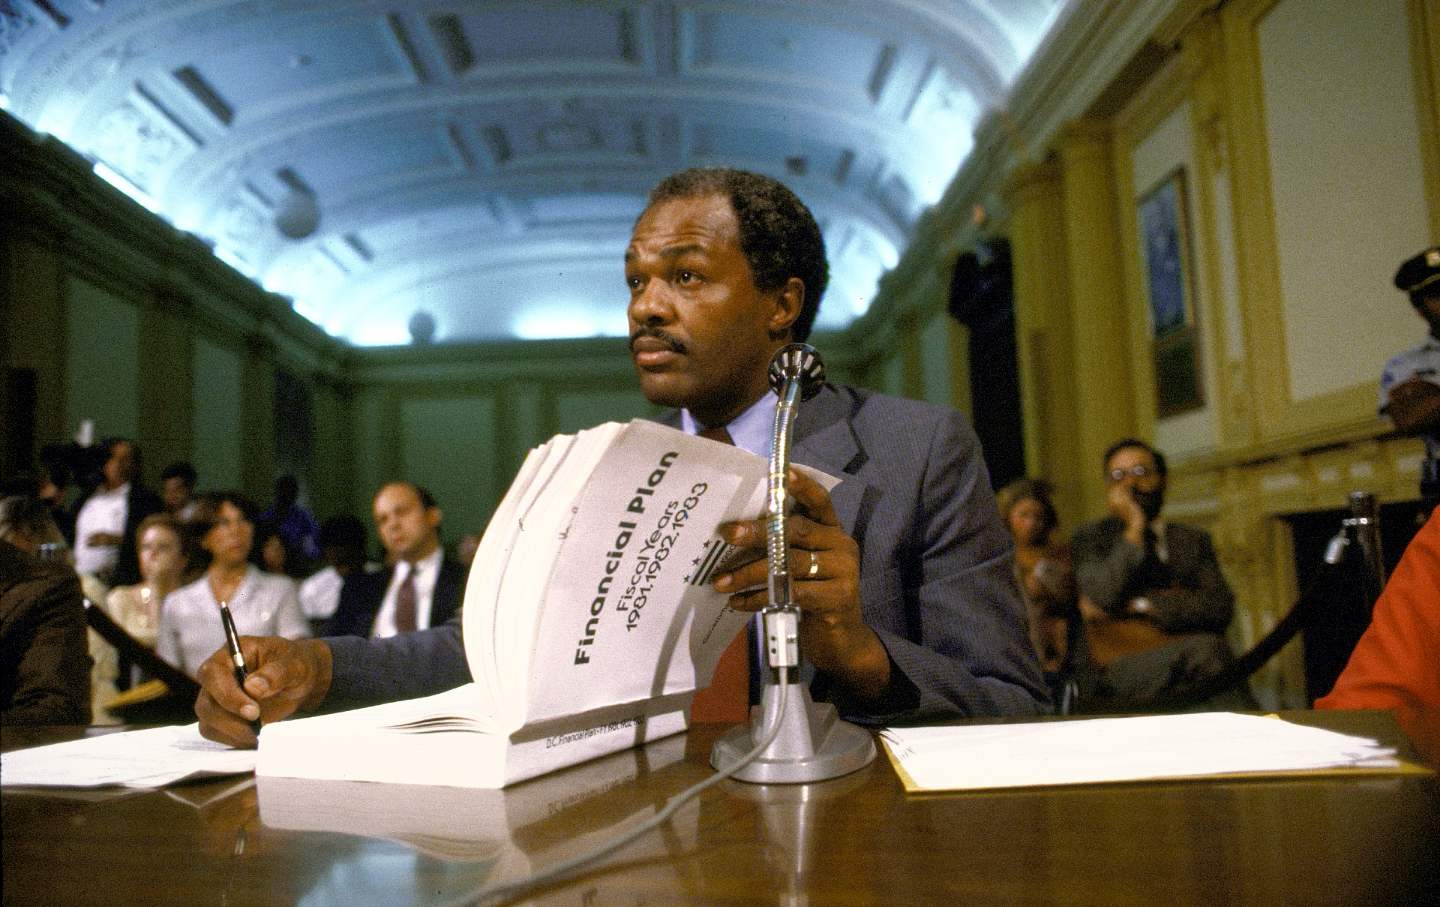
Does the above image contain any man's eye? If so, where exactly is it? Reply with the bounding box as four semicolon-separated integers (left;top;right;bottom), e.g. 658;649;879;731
676;270;699;285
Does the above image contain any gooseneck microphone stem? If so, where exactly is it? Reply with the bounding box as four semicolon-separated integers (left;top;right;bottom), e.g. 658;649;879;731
709;343;875;783
765;370;804;615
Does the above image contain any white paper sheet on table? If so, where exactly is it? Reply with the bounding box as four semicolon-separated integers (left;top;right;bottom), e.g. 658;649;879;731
1;724;256;788
880;713;1409;793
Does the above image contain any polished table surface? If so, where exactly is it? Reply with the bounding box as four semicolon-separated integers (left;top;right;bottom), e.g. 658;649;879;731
4;711;1437;906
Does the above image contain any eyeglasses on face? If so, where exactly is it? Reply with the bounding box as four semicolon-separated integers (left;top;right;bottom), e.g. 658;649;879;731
1107;464;1156;482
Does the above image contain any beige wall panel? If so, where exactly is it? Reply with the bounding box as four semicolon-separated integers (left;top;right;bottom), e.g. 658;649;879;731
1129;99;1220;457
64;275;140;441
1258;0;1431;402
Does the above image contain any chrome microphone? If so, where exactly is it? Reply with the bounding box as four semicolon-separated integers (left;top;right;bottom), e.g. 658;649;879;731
710;341;874;783
765;343;825;619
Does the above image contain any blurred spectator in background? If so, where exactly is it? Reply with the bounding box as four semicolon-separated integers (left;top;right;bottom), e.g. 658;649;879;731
455;531;482;570
298;514;378;635
92;513;191;720
71;438;162;589
157;492;309;677
324;482;464;639
254;520;301;578
997;479;1079;698
160;461;199;522
0;497;91;725
259;475;320;570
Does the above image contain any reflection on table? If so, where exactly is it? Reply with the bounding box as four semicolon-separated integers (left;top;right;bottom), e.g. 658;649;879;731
3;712;1437;905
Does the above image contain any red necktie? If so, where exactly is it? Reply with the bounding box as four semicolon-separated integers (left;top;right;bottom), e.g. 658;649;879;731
394;563;417;633
690;423;751;724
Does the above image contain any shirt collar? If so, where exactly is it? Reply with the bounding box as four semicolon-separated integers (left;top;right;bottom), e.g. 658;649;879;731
679;393;777;458
398;546;443;580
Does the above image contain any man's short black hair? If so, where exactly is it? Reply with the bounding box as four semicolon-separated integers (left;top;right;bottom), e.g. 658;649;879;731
160;461;197;488
643;167;828;342
377;480;438;511
1103;438;1167;477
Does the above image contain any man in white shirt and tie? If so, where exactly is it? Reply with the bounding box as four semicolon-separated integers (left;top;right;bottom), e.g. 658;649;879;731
322;482;465;639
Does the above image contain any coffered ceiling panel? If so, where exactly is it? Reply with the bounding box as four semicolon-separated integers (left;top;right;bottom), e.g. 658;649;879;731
0;0;1072;345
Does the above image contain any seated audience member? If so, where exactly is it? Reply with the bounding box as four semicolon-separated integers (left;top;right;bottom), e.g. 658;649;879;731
1071;439;1253;711
323;482;464;639
298;515;378;634
156;492;309;676
92;513;189;720
259;475;321;568
1317;509;1440;764
0;499;91;724
0;493;66;556
254;520;300;578
71;437;162;589
159;461;199;522
455;531;483;569
997;478;1079;684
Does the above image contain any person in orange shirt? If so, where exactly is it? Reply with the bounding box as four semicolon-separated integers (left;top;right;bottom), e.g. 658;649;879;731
1316;509;1440;765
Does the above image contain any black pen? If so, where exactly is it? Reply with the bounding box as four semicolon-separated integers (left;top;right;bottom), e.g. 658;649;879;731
218;602;262;735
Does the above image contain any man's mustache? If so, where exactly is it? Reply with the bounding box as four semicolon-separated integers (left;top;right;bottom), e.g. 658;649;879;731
629;327;686;354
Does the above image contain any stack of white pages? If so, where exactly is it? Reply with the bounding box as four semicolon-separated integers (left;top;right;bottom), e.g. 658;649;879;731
0;724;257;788
258;420;834;789
880;713;1408;792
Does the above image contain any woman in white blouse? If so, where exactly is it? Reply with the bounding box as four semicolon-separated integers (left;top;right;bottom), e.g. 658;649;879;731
156;492;310;676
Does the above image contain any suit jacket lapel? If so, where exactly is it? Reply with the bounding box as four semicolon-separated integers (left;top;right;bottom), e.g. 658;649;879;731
790;385;868;533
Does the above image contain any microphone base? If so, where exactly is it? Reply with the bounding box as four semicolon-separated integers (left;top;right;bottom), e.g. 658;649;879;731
709;681;876;784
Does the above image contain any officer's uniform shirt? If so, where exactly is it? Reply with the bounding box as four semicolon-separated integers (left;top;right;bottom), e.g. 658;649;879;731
1379;333;1440;458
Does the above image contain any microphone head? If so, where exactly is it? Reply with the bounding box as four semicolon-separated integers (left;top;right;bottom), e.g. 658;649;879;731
768;343;825;400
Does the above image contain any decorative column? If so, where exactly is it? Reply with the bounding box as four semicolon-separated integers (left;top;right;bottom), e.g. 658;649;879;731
1057;120;1138;518
1003;158;1084;529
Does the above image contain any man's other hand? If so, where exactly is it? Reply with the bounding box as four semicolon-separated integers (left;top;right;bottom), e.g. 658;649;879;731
194;636;333;748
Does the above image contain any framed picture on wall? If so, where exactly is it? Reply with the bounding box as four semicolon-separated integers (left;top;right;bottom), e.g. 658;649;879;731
1136;167;1203;417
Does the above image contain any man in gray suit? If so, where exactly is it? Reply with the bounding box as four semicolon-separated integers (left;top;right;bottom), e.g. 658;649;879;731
195;168;1047;746
1071;439;1250;709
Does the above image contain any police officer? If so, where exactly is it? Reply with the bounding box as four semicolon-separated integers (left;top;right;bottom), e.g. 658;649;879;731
1381;246;1440;509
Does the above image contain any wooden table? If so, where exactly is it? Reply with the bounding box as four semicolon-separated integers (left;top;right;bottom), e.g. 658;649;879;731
4;712;1437;906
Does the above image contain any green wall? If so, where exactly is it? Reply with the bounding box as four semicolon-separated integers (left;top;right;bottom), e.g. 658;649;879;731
64;275;139;441
192;336;245;491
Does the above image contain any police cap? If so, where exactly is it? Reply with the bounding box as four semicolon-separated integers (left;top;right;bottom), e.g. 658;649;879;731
1395;246;1440;297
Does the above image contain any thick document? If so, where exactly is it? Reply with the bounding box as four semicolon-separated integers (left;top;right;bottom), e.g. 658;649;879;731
258;420;833;788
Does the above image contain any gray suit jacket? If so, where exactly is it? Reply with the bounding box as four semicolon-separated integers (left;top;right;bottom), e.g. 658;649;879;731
1072;517;1235;635
326;384;1048;722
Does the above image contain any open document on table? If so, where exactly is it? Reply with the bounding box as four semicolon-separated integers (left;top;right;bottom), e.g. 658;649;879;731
1;724;256;788
879;712;1427;793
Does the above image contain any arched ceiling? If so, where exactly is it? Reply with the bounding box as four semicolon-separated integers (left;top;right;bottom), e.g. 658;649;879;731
1;0;1070;346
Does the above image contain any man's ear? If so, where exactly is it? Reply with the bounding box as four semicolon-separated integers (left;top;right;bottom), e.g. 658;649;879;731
767;277;805;338
426;507;443;530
